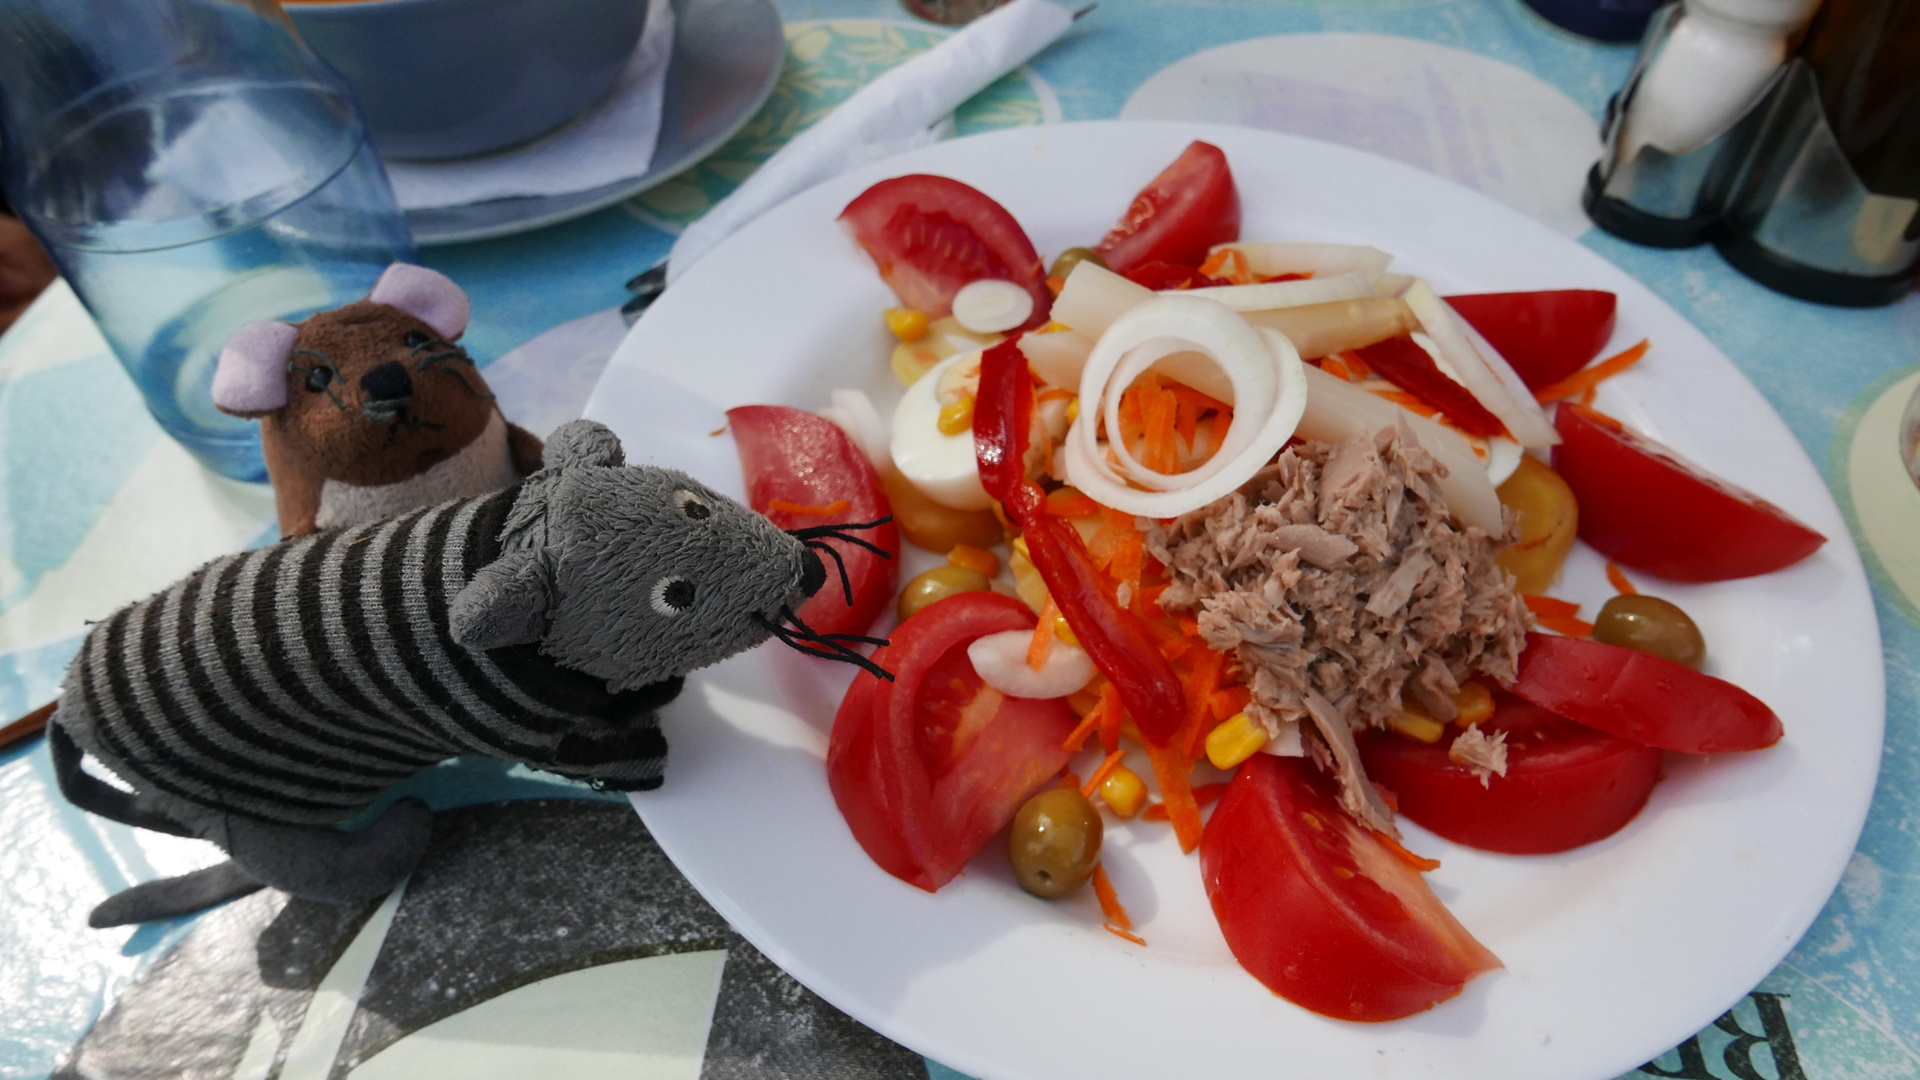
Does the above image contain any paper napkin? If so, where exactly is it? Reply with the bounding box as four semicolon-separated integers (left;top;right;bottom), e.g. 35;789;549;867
383;0;675;211
665;0;1077;281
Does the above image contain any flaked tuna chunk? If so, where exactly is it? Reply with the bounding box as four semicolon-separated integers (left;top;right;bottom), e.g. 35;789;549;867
1146;421;1530;832
1450;725;1510;787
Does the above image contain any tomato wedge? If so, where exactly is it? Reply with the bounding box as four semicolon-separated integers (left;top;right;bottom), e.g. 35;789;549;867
729;405;901;639
1358;692;1663;854
1507;632;1783;753
839;175;1050;330
1201;755;1502;1021
1094;141;1241;273
827;591;1080;892
1353;335;1508;438
973;339;1187;746
1552;403;1825;581
1445;290;1617;392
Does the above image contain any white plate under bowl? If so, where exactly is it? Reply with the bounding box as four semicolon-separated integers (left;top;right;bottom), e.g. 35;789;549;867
582;121;1883;1080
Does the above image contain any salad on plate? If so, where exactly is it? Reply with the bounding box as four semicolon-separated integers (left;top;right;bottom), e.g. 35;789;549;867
724;140;1819;1022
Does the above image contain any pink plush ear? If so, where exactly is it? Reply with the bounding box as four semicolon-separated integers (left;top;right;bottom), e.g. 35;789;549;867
368;263;470;341
213;321;297;416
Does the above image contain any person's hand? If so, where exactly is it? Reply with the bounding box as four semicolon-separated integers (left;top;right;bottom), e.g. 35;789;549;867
0;213;56;334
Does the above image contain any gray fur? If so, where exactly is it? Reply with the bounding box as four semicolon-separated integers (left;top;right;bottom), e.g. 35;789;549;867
52;421;827;923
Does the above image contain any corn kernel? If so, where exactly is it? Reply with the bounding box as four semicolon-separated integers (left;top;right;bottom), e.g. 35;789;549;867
1205;713;1269;771
1007;544;1050;615
946;543;999;578
1066;398;1080;424
937;397;976;435
1099;765;1148;818
1388;709;1447;744
884;307;929;342
1052;613;1079;647
1453;681;1494;727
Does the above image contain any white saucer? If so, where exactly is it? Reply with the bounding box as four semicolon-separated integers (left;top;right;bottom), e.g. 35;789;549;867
404;0;782;246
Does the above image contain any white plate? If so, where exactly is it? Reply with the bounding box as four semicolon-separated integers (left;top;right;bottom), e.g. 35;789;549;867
582;121;1884;1080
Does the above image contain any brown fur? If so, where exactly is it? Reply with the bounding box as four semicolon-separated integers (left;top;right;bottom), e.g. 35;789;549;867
251;301;542;536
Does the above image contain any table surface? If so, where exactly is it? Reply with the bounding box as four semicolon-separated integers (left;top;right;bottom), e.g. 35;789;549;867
4;1;1919;1078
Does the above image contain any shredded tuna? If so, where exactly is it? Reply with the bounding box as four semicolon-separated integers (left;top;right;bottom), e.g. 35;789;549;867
1449;725;1509;787
1146;421;1530;832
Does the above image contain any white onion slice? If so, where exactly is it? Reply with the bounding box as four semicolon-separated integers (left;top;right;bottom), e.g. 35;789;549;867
1018;328;1096;389
1172;273;1374;312
952;279;1035;334
1405;279;1558;448
818;388;889;469
1052;261;1154;340
968;630;1096;699
1483;436;1524;487
1063;297;1306;518
1209;241;1394;278
1295;364;1503;533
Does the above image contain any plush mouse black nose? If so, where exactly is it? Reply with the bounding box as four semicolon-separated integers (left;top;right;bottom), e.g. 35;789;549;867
798;546;827;598
360;361;413;403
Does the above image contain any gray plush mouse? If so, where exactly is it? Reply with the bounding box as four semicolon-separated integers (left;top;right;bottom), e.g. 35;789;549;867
48;420;882;927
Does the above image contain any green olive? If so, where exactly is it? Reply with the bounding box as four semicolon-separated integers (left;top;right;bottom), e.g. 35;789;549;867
1048;246;1107;282
1008;786;1103;898
1592;594;1707;670
895;564;991;622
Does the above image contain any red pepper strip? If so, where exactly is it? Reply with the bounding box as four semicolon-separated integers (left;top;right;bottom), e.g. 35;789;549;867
1354;335;1508;439
975;340;1187;746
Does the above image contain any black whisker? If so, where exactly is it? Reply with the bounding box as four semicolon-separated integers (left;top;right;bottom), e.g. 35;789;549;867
753;610;894;681
804;539;854;605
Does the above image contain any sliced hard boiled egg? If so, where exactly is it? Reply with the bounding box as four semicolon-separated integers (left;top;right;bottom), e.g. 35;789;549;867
968;629;1096;699
952;279;1035;334
890;349;994;511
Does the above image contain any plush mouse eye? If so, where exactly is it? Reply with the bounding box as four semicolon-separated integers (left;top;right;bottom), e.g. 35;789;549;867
304;365;334;393
404;330;431;348
650;576;696;616
674;490;712;521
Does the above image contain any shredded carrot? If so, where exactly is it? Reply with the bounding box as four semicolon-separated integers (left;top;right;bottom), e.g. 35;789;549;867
1523;594;1583;618
1143;383;1181;473
1179;645;1228;765
1046;275;1065;296
1339;349;1373;380
1373;388;1440;419
1606;561;1638;595
1320;354;1356;382
1046;488;1099;517
767;497;850;518
1145;737;1204;852
1141;802;1168;821
1059;771;1082;791
1524;593;1595;636
1096;681;1124;754
1105;924;1147;946
1166;382;1231;417
709;424;729;437
1259;271;1311;283
1533;339;1650;403
1027;597;1059;671
1209;685;1252;720
1579;383;1598;406
1092;862;1133;929
1082;750;1127;799
1372;828;1442;872
1197;248;1253;285
1062;708;1101;754
1192;782;1228;806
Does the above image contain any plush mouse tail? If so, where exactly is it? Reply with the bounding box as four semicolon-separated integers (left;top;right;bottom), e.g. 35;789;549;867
88;861;266;928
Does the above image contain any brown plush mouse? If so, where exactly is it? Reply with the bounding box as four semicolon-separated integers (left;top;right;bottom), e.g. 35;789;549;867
212;264;543;536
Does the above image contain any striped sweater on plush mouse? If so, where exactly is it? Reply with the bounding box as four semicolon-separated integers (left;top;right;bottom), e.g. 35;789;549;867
49;421;884;927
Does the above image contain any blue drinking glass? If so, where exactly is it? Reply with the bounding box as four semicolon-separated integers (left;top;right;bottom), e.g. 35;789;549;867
0;0;416;481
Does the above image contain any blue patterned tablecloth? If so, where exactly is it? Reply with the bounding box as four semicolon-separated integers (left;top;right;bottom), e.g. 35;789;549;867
5;2;1920;1078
